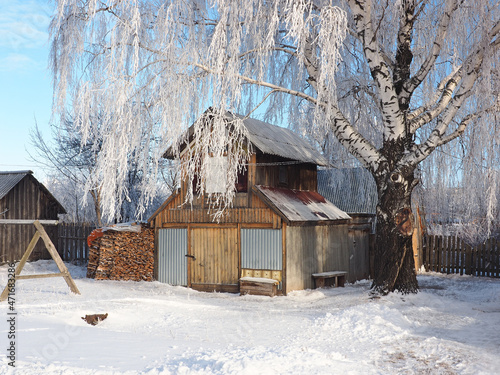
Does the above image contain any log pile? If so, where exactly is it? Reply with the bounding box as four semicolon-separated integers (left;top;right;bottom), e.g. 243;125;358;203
86;224;154;282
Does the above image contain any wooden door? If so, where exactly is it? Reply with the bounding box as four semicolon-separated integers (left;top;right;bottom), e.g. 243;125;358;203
190;227;239;292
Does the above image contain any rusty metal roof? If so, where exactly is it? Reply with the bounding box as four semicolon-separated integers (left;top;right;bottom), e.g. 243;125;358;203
254;185;351;224
0;170;32;200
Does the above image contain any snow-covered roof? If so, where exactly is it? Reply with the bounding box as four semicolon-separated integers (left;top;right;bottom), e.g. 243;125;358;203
0;170;32;200
254;185;351;224
228;112;328;166
165;110;328;166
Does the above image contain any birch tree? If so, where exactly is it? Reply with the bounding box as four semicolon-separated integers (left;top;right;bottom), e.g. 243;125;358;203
50;0;500;294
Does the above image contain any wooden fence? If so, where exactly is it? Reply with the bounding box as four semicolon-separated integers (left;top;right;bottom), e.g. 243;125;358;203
423;235;500;278
57;223;96;263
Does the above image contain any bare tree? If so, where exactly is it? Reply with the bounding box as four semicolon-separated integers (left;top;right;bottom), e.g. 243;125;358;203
30;120;104;226
50;0;500;294
30;117;166;225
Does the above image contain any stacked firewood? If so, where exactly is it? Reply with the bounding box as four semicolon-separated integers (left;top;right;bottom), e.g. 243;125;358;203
86;224;154;282
86;236;102;279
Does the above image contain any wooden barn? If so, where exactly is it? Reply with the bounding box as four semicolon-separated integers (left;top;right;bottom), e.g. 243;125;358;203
148;111;372;295
0;171;66;262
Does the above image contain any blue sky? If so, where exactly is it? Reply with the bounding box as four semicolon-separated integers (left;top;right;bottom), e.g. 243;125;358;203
0;0;54;182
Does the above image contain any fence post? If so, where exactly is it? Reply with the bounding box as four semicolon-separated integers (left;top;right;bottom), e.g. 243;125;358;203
430;235;436;272
496;240;499;278
422;235;428;271
450;236;457;273
444;236;453;275
458;237;463;276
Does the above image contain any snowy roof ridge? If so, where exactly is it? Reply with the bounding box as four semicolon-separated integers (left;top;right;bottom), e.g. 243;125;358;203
227;112;328;166
164;109;328;166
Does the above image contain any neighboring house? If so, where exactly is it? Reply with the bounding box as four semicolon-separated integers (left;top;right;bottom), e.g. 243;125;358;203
148;110;372;294
0;171;66;262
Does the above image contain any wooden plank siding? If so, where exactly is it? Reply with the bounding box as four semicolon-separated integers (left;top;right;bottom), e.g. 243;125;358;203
57;223;96;262
0;174;61;262
190;227;239;292
253;153;317;191
285;224;350;293
152;189;282;230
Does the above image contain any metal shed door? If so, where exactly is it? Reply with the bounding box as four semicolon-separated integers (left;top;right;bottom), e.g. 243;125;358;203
158;228;188;286
241;229;282;270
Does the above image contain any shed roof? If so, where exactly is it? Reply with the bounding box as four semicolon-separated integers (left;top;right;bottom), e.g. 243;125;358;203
0;170;66;214
229;112;328;166
254;185;350;225
317;168;377;214
165;109;328;166
0;170;32;200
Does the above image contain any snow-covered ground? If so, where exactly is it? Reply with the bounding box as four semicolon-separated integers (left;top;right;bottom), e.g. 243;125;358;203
0;261;499;374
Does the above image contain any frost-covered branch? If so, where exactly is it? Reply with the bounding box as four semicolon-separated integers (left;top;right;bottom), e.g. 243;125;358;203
402;0;460;101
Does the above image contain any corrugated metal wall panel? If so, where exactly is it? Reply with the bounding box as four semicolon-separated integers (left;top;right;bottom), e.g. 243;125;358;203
317;168;377;214
158;228;188;286
241;229;282;270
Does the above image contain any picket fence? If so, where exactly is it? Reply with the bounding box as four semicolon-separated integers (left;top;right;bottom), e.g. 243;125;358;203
57;223;96;263
423;235;500;278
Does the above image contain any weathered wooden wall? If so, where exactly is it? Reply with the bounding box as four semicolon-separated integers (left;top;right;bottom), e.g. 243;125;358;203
0;175;61;262
348;215;373;281
151;190;283;230
58;223;96;263
150;149;319;231
285;224;350;293
253;153;317;191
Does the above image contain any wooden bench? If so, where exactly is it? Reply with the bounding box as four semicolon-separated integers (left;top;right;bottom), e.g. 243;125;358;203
240;277;279;297
312;271;347;289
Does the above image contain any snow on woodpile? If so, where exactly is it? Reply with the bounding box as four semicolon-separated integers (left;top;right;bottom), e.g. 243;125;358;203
256;185;351;222
86;223;154;281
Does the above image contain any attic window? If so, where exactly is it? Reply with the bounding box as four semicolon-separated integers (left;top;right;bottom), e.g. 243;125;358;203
279;165;288;186
206;156;228;193
236;168;248;193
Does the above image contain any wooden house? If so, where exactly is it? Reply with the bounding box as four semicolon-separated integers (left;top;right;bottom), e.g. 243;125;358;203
0;171;66;262
148;111;372;294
